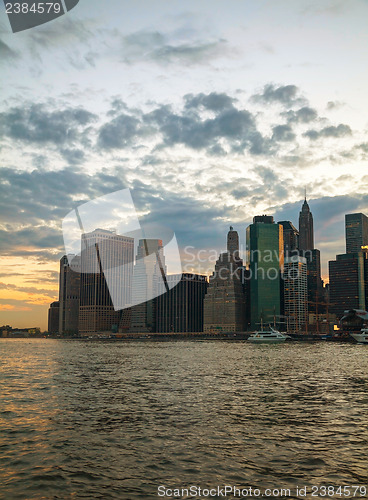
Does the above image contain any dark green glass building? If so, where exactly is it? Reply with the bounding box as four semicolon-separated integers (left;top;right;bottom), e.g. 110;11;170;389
246;216;283;329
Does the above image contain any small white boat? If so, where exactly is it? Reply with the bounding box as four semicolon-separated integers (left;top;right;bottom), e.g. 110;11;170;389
248;327;290;343
350;328;368;344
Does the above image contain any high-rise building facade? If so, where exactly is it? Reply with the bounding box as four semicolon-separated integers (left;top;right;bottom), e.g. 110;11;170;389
79;229;134;335
130;239;166;332
204;227;246;332
299;198;314;252
278;221;299;257
329;251;368;319
247;216;283;329
284;256;307;332
59;255;80;335
345;213;368;254
304;248;323;313
48;301;60;334
156;273;208;332
297;198;324;314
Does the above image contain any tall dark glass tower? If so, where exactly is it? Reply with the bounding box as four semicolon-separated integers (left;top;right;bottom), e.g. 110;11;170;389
345;213;368;254
278;221;299;257
299;197;314;252
48;301;60;334
329;252;368;318
156;273;208;332
247;216;283;329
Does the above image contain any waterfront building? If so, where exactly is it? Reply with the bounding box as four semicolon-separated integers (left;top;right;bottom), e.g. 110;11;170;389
156;273;208;332
247;216;283;329
299;197;314;252
129;239;166;332
59;255;80;335
79;229;134;335
204;227;246;332
345;213;368;254
283;256;307;332
328;251;368;319
48;301;60;334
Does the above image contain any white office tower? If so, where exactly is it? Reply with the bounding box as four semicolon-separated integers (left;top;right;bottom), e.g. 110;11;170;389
284;255;308;332
79;228;134;335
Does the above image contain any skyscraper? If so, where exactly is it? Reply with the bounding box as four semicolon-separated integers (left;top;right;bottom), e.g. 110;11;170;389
345;213;368;254
227;226;239;256
48;301;60;334
130;239;166;332
59;255;80;335
299;197;314;252
156;273;208;332
79;229;134;335
278;221;299;257
204;227;246;332
284;256;307;332
247;216;283;329
329;252;368;318
297;197;323;315
305;248;323;314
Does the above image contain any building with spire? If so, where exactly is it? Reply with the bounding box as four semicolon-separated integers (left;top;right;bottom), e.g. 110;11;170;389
297;197;324;317
299;195;314;252
203;227;246;332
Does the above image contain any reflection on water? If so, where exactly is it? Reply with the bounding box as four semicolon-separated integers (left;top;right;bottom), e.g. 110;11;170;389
0;339;367;499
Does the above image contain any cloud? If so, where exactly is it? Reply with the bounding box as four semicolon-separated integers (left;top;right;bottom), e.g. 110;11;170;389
60;148;85;165
0;39;19;61
97;94;271;154
0;86;365;268
356;143;368;154
326;101;344;111
0;304;32;311
184;92;236;111
120;30;229;65
0;103;97;145
303;124;352;140
0;166;130;258
271;124;296;142
98;114;146;149
282;106;318;124
251;84;306;107
145;100;270;154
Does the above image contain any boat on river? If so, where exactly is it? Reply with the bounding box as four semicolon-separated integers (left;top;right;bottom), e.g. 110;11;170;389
350;328;368;344
248;327;290;343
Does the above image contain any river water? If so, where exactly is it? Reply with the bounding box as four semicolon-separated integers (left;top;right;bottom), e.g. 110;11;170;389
0;339;367;499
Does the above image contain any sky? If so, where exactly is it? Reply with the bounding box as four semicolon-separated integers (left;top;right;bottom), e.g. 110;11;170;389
1;0;368;330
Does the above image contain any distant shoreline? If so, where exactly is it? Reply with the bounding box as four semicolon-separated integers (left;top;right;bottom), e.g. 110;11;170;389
1;333;356;343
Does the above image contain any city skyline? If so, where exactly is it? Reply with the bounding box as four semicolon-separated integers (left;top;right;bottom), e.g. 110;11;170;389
1;0;368;329
47;210;368;335
2;199;368;331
